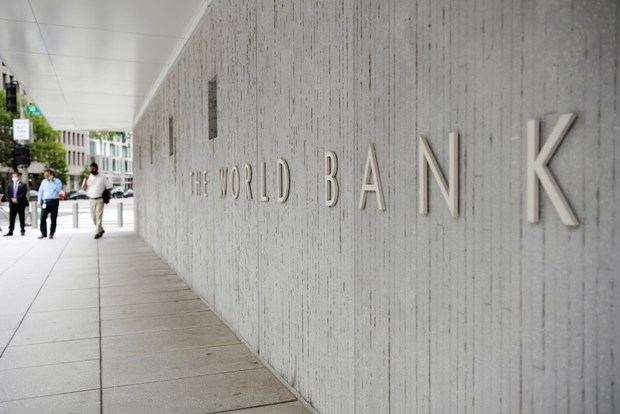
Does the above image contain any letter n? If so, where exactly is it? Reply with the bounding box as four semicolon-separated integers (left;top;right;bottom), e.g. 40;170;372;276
418;132;459;218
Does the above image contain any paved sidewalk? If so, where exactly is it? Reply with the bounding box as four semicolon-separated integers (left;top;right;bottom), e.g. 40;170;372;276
0;230;307;414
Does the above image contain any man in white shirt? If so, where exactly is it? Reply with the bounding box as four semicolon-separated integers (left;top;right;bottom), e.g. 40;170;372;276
82;162;112;239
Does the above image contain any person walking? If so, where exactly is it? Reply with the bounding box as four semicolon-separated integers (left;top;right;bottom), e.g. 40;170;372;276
37;168;62;239
4;171;28;236
82;162;112;239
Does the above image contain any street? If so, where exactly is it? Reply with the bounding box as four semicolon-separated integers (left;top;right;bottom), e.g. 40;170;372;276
0;198;134;236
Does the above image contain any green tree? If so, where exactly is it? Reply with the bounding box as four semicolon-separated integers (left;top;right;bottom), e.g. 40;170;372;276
27;110;68;184
0;90;68;183
80;165;90;182
89;130;120;141
0;90;15;167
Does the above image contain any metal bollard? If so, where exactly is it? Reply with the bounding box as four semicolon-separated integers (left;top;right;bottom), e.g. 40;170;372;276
30;201;38;228
117;202;123;227
73;202;79;228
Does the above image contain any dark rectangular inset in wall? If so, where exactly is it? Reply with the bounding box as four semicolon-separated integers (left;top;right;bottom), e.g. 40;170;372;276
169;116;174;156
208;78;217;140
150;136;153;164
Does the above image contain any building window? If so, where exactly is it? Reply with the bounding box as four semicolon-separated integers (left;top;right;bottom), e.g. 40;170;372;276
208;78;217;140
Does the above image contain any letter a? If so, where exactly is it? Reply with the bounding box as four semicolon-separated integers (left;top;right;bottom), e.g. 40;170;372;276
358;144;385;211
527;113;579;226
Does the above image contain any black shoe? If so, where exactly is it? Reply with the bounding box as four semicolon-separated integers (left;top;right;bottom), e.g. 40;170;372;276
38;235;46;239
94;233;101;239
4;232;13;237
21;231;25;236
100;229;105;237
49;234;54;239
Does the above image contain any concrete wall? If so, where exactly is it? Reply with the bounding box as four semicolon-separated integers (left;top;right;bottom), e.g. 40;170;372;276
133;1;619;412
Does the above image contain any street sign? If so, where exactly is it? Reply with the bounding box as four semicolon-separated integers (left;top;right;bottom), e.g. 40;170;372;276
25;103;41;116
13;118;32;141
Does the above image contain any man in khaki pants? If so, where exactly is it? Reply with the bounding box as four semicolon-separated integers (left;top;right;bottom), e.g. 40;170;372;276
82;162;112;239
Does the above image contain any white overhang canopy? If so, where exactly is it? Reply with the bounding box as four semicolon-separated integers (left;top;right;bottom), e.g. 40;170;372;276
0;0;209;131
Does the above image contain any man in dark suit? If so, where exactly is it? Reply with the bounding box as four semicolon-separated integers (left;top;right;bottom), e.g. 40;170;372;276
4;171;29;236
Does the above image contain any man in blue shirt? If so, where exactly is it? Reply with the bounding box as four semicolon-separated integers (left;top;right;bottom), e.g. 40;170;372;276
37;168;62;239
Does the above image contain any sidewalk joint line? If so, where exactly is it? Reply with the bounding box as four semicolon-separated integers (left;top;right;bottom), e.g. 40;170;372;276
0;357;100;373
97;240;103;414
0;387;100;404
102;366;265;390
206;398;298;414
0;236;73;360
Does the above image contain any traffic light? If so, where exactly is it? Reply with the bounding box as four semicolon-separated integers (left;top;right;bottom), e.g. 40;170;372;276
5;82;17;113
9;143;31;167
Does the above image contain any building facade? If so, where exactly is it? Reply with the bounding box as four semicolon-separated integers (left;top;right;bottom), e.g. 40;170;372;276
60;130;88;191
134;1;619;413
89;132;133;189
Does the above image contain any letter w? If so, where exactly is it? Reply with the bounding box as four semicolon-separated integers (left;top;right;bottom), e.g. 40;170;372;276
219;168;228;198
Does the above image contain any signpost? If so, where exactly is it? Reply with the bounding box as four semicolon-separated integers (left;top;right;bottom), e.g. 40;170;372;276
25;103;41;116
12;118;32;141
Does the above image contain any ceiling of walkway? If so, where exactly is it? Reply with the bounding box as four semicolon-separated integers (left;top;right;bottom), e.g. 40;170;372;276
0;0;210;130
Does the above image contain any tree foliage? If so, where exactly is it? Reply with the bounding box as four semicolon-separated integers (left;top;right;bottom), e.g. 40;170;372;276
0;90;68;184
89;130;121;141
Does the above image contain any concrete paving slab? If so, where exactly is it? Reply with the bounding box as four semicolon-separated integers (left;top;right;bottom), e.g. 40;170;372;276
102;368;295;414
0;389;99;414
0;330;14;354
10;308;99;345
101;325;240;358
99;280;189;296
0;360;99;402
101;310;221;337
99;273;179;287
226;401;309;413
100;298;209;320
0;230;307;413
0;338;99;370
44;274;99;290
30;288;99;313
99;267;179;277
0;314;22;332
100;288;198;307
103;343;261;387
0;300;33;316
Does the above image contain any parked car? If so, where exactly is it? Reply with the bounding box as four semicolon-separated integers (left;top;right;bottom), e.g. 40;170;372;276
123;189;133;198
27;190;38;202
66;190;78;199
111;187;124;198
68;190;88;200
